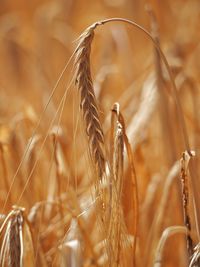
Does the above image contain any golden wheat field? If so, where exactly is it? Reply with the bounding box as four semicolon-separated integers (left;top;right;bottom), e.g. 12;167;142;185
0;0;200;266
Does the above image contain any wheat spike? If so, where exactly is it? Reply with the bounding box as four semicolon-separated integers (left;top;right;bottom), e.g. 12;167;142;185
0;207;24;267
8;210;24;267
110;121;124;266
74;22;106;178
180;151;195;257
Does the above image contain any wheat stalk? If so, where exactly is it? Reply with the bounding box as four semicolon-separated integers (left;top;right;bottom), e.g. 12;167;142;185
74;26;111;259
154;226;187;267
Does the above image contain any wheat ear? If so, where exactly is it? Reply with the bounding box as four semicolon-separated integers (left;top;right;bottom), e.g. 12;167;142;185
0;207;24;267
180;151;195;257
109;115;124;266
8;209;24;267
74;22;106;178
112;103;138;267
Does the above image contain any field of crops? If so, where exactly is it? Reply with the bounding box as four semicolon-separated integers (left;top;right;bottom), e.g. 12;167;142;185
0;1;200;266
